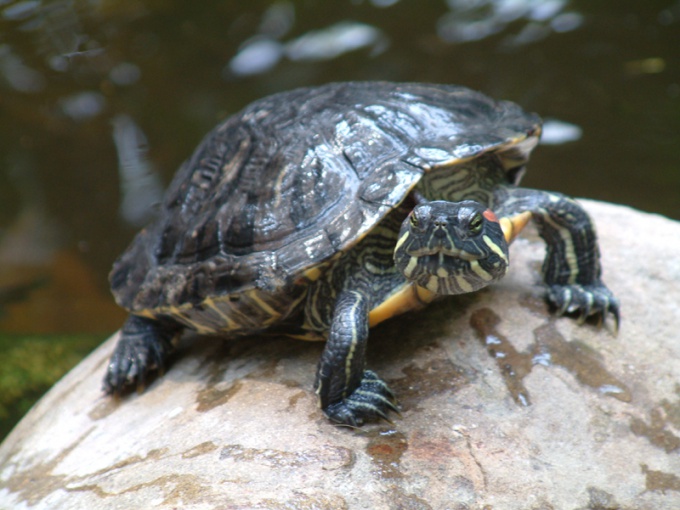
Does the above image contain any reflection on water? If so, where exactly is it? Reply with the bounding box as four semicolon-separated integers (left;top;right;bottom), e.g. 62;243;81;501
438;0;583;46
229;20;387;77
539;119;582;145
0;0;678;439
111;114;163;227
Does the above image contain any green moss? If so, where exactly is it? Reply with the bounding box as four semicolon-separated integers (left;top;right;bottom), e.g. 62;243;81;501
0;334;103;442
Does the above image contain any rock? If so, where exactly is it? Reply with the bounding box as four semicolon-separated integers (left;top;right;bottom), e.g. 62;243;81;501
1;200;679;509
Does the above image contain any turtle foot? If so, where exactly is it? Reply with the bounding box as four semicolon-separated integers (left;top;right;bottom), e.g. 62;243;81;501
548;283;620;333
103;315;179;395
323;370;399;427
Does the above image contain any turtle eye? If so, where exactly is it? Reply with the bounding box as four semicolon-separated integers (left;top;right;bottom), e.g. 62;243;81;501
468;213;483;235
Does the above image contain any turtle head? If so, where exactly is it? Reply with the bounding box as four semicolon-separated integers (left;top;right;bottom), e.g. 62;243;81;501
394;200;510;295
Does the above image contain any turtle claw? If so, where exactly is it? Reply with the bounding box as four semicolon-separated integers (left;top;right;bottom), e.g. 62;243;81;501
104;333;165;395
323;370;399;427
103;315;178;395
548;283;620;334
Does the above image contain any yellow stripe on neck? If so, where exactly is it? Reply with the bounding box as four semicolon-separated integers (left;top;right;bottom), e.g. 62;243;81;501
499;211;532;244
368;283;436;328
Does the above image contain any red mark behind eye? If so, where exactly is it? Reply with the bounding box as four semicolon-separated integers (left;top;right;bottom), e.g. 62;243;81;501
482;209;499;223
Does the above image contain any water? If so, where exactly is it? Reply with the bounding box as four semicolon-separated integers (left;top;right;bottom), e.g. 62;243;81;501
0;0;678;440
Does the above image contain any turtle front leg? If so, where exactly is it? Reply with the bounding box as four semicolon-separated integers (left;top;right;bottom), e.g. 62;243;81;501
496;188;620;330
104;314;181;394
315;290;398;426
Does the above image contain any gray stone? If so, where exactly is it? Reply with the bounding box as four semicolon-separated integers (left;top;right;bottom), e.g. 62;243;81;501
1;200;679;509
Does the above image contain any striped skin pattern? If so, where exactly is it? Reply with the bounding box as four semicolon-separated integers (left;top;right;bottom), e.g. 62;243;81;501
414;153;619;327
394;201;509;296
304;204;410;333
492;189;619;328
104;82;618;427
309;200;510;425
305;206;411;424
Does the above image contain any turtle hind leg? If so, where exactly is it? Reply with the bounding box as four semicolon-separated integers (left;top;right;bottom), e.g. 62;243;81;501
315;291;399;427
496;188;620;330
104;314;182;395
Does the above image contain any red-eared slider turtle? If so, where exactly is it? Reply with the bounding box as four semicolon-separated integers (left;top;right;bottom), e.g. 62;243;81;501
106;82;619;426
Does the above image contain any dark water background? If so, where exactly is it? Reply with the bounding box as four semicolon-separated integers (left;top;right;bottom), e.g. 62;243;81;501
0;0;678;441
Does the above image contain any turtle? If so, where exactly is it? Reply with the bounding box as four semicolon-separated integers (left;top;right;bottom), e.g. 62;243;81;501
105;81;619;426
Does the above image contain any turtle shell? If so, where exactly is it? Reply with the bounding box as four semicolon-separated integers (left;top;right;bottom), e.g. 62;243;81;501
110;82;540;323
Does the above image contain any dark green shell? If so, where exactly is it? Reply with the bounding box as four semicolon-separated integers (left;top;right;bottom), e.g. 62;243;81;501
110;82;540;332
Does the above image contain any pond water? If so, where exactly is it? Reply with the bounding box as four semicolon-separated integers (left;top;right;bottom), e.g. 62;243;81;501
0;0;678;441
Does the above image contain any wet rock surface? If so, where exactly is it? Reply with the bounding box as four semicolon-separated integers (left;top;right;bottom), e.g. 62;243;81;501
1;200;679;509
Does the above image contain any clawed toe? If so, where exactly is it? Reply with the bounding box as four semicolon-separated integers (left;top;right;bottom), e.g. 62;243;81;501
548;284;620;334
103;315;179;395
323;370;399;427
